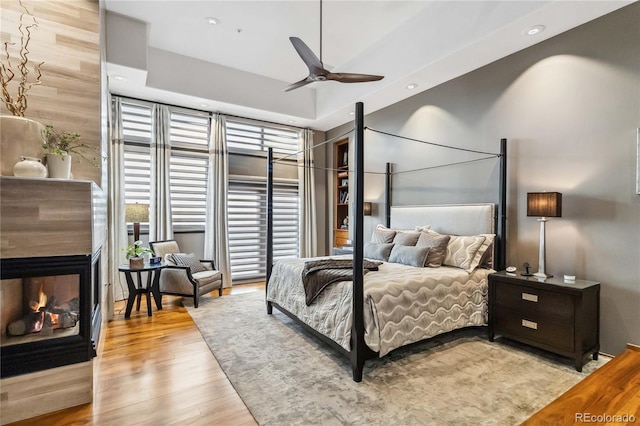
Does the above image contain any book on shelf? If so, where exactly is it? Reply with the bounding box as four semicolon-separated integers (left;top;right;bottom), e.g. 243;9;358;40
337;171;348;178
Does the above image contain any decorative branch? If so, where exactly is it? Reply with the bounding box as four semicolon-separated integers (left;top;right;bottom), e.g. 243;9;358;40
0;0;43;116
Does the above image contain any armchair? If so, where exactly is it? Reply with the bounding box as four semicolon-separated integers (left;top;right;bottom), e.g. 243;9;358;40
149;240;223;308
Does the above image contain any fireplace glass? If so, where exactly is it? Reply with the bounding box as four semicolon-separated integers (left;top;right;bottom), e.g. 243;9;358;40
0;254;98;378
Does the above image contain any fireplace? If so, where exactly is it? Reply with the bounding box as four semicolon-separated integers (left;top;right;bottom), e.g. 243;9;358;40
0;251;101;378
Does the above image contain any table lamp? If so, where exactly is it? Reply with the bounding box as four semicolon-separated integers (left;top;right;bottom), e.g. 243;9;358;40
125;203;149;242
527;192;562;278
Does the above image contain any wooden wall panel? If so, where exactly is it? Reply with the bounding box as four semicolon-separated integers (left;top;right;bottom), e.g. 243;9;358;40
0;177;94;258
0;361;92;425
0;0;101;184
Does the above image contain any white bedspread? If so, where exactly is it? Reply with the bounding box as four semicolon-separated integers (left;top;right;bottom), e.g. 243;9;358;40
266;256;491;356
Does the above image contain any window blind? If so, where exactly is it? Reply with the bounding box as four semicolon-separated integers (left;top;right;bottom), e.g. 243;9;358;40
226;118;299;155
228;179;299;283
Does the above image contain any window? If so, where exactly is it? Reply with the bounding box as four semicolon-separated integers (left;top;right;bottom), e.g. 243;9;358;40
226;117;299;155
225;117;300;283
168;110;209;232
227;179;299;283
119;99;211;233
116;97;303;283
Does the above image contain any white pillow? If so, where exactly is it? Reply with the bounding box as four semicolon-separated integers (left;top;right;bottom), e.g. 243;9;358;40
443;235;486;272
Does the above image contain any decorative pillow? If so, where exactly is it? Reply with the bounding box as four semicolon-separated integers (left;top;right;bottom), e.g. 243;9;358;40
371;225;396;244
470;234;495;270
443;235;486;272
172;253;207;273
392;231;420;246
414;225;431;232
363;243;394;262
388;245;430;267
416;231;451;267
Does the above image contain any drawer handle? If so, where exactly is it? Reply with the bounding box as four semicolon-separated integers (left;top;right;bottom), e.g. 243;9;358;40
522;319;538;330
522;293;538;302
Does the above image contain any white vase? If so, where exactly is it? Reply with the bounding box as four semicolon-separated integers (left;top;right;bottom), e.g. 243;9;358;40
46;152;72;179
13;156;48;178
0;115;45;176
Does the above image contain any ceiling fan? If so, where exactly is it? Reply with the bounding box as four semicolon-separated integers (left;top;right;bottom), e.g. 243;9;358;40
284;0;384;92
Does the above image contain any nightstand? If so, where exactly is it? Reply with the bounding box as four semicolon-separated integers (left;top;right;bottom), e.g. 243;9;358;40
488;271;600;372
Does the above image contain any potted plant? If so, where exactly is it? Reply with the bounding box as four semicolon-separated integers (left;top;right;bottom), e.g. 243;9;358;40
124;240;153;269
41;124;98;178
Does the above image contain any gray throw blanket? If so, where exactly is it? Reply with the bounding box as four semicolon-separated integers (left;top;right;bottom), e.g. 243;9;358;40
302;258;382;306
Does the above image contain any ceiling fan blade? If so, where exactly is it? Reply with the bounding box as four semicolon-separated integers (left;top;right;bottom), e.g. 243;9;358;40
289;37;325;74
326;72;384;83
283;77;313;92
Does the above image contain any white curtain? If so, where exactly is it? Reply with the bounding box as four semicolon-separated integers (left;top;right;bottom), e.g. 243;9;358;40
107;97;130;310
298;128;317;257
149;105;173;242
205;113;232;288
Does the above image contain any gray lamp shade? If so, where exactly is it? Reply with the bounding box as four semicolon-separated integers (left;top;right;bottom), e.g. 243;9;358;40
527;192;562;218
125;203;149;222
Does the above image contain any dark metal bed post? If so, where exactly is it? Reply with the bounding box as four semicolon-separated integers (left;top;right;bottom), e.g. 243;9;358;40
266;147;274;314
385;162;391;228
497;138;507;271
351;101;366;382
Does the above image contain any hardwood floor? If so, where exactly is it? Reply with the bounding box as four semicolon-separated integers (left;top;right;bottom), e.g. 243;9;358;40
8;284;264;426
522;344;640;425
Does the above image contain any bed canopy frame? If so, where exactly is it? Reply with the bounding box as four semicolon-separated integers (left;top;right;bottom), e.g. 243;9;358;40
265;102;507;382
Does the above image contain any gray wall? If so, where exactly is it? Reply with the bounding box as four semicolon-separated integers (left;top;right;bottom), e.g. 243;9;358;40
327;4;639;355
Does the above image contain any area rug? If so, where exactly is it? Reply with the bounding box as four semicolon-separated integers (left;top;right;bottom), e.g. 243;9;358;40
184;292;607;425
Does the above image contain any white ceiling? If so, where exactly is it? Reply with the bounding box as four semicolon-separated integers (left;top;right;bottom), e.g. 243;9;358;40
104;0;631;131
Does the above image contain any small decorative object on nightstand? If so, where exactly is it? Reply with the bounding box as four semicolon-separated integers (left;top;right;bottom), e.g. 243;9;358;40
488;271;600;372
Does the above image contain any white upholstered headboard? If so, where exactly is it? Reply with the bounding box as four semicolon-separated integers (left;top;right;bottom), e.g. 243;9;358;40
390;203;496;236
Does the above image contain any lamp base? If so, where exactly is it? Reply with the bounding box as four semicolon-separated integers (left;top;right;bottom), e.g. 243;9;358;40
533;271;552;279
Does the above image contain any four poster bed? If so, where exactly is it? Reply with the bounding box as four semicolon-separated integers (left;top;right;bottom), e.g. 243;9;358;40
265;102;507;382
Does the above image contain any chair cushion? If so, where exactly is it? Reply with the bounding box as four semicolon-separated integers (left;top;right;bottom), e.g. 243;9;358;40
192;270;222;286
172;253;207;273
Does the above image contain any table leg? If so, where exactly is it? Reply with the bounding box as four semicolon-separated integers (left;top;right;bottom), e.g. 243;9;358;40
123;272;136;319
136;271;143;311
145;270;153;316
152;270;163;310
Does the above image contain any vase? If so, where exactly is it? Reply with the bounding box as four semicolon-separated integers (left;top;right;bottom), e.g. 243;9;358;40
129;257;144;269
0;115;45;176
46;152;72;179
13;156;48;178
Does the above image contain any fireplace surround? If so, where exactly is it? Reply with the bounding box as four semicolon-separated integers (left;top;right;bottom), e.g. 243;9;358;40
0;176;106;422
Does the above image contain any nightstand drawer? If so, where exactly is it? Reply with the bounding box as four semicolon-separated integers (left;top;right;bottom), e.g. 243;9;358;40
495;308;574;352
494;282;574;322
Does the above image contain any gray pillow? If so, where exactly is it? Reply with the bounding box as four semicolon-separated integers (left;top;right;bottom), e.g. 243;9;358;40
392;231;420;246
371;226;396;244
388;245;430;267
172;253;207;273
416;231;451;267
364;243;394;262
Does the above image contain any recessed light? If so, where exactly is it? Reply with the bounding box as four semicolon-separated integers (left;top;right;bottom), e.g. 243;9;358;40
287;120;295;124
406;83;418;90
111;74;126;81
206;17;221;25
526;25;545;36
200;103;209;108
349;111;355;116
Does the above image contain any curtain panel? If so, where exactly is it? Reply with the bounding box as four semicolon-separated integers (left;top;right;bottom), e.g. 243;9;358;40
205;113;232;288
150;105;173;242
298;128;317;257
107;97;130;310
